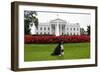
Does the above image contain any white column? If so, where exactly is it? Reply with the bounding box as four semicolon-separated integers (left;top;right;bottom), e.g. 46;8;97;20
30;23;36;35
55;20;60;36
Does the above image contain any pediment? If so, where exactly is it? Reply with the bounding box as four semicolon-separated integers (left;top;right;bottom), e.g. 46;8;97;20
50;18;66;23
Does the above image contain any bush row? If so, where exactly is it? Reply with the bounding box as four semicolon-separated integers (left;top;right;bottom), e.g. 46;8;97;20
25;35;90;44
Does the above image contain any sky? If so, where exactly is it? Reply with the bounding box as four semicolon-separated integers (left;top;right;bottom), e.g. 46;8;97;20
36;11;91;31
24;5;91;31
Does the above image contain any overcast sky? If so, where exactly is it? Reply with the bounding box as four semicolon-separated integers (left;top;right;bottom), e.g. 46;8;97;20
24;5;91;31
35;11;91;31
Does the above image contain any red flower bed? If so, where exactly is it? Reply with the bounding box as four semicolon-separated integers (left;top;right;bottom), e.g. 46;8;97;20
25;35;90;44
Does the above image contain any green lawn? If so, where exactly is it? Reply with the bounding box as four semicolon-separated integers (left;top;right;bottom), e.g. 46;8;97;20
24;43;90;62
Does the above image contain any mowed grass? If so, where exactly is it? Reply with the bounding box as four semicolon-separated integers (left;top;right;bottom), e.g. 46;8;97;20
24;43;90;61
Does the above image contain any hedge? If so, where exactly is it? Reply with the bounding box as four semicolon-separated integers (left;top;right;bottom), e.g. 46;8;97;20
25;35;90;44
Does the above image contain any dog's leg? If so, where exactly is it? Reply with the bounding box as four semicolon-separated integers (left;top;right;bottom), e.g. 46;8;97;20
60;44;64;56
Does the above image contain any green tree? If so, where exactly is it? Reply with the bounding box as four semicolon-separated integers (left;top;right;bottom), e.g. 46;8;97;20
80;28;85;35
87;25;90;35
24;11;38;35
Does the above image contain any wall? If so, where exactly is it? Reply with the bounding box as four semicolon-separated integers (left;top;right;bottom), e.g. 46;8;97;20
0;0;99;73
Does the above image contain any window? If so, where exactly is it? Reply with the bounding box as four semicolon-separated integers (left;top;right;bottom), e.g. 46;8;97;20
62;25;65;29
44;32;46;34
44;27;46;30
73;33;75;35
67;28;69;30
48;27;50;30
77;28;79;31
40;32;42;35
62;33;63;35
77;33;79;35
74;28;75;30
62;26;63;29
70;28;72;31
67;32;69;35
70;33;72;35
40;27;42;30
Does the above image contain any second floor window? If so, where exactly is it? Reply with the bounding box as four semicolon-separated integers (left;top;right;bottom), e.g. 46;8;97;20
74;28;75;30
40;27;42;30
48;27;50;30
44;27;46;30
70;28;72;31
77;28;79;31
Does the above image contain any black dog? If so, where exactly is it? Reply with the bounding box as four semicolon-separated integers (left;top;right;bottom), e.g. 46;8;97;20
51;41;64;56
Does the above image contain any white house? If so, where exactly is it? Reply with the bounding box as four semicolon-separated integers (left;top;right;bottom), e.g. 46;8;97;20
33;18;80;36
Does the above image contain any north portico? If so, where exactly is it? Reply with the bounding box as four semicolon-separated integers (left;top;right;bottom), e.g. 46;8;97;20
33;18;80;36
50;18;66;36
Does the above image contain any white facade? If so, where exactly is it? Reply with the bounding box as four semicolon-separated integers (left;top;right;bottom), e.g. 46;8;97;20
35;18;80;36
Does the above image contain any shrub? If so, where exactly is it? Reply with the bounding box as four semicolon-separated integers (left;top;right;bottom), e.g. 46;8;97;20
25;35;90;44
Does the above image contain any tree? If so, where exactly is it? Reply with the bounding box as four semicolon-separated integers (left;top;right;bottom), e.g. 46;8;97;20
87;25;90;35
80;28;85;35
24;11;39;35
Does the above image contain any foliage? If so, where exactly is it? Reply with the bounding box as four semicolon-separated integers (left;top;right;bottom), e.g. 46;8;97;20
80;28;85;35
87;25;90;35
24;11;39;34
25;35;90;44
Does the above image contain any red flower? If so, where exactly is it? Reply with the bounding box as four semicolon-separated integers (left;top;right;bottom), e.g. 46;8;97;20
24;35;90;44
